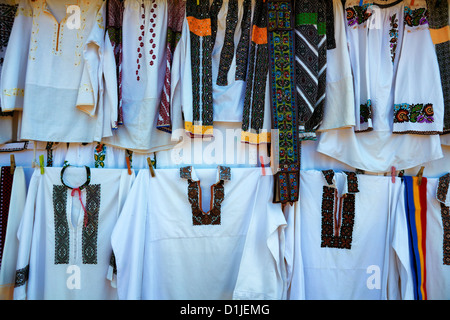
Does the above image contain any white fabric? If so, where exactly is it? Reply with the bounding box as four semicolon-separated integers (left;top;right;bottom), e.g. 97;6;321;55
102;0;176;153
0;167;26;300
317;0;443;172
317;0;355;132
441;134;450;146
0;0;116;143
425;176;450;299
14;167;135;300
111;167;287;300
297;170;414;300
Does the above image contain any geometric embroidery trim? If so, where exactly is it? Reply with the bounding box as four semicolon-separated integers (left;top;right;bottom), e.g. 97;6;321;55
53;185;70;265
441;202;450;265
320;186;356;250
216;0;239;86
82;184;101;265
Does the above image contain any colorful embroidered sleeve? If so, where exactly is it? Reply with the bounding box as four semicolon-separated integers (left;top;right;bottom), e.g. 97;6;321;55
393;1;444;135
0;0;33;112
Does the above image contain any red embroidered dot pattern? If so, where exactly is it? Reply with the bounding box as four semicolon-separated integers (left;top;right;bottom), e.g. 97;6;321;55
136;1;158;81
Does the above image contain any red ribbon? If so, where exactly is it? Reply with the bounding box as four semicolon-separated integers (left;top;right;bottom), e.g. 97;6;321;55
71;187;88;227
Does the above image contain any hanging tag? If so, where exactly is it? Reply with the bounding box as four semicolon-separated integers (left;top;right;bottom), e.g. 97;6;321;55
417;166;425;185
391;166;396;183
39;154;45;175
10;154;15;175
147;157;155;177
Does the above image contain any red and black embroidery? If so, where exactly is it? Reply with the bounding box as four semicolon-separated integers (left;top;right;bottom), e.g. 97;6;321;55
82;184;101;265
437;173;450;265
320;170;358;250
181;166;231;226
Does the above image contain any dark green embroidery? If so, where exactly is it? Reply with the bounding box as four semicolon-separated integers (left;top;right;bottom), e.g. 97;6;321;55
360;100;372;124
53;185;70;265
82;184;101;264
14;265;29;288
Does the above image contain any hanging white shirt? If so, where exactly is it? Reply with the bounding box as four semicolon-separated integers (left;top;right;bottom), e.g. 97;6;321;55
296;170;414;300
111;166;288;300
317;0;444;172
0;0;116;143
102;0;177;153
13;167;135;300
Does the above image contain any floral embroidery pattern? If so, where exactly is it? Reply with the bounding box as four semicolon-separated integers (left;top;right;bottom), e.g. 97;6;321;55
404;7;428;27
346;3;373;26
389;13;398;63
268;1;300;203
394;103;434;124
360;100;372;124
94;143;106;168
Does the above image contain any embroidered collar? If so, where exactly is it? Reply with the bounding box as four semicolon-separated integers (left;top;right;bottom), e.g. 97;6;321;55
321;170;359;197
180;166;231;225
60;165;91;191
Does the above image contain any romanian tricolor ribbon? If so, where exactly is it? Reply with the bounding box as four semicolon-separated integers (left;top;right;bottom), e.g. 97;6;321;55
404;176;428;300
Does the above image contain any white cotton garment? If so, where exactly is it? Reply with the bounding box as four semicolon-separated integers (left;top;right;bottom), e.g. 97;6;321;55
13;167;135;300
317;0;444;172
297;170;414;300
102;0;177;153
111;167;288;300
317;0;356;132
0;0;116;143
0;166;26;300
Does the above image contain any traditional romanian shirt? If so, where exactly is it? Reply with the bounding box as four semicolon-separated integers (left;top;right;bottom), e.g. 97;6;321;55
293;170;414;299
13;167;135;300
102;0;177;153
111;167;288;300
317;0;444;173
403;173;450;300
1;0;118;143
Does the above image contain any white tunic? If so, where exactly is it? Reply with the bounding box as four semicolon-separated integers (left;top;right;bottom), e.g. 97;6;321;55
1;0;116;143
102;0;177;153
317;0;444;172
14;167;135;300
296;170;414;300
111;167;288;300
